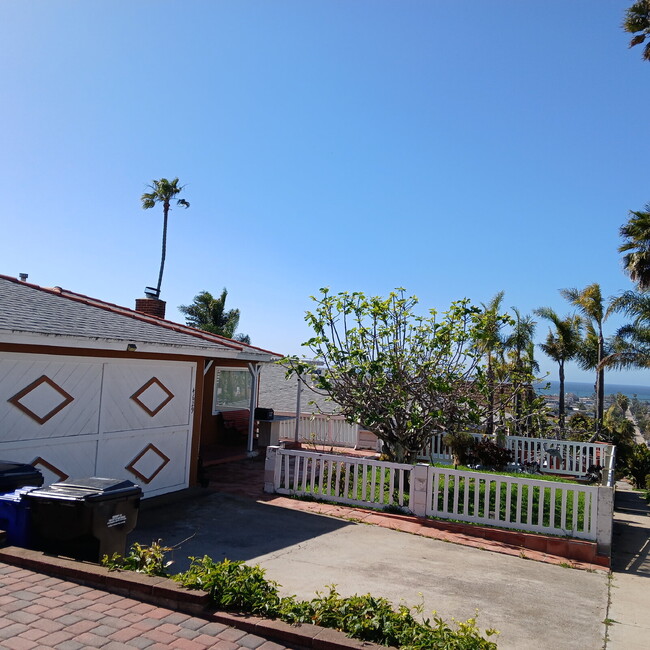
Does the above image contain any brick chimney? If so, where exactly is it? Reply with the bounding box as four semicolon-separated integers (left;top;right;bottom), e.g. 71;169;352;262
135;297;166;319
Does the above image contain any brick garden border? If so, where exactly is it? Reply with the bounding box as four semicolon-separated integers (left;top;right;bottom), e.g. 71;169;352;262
0;546;385;650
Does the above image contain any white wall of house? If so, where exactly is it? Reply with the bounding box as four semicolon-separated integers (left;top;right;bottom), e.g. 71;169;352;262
0;351;195;497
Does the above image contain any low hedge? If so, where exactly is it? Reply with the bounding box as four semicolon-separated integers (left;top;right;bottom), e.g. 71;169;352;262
104;545;498;649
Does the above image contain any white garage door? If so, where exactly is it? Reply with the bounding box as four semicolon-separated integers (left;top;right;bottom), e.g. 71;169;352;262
0;352;195;497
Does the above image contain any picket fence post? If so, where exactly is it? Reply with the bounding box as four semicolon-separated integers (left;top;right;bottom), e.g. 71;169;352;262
410;464;430;517
596;486;614;558
264;445;280;493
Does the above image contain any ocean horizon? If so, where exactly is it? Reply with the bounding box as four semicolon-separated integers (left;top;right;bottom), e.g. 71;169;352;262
535;379;650;401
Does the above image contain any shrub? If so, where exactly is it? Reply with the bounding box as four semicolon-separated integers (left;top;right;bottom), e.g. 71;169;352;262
626;444;650;489
470;439;514;471
443;431;476;468
101;540;173;577
279;586;497;649
174;556;281;616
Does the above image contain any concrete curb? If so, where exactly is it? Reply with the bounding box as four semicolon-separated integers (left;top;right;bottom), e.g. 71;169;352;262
0;546;387;650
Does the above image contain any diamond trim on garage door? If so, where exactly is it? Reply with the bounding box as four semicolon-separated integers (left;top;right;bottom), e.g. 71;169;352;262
130;377;174;417
126;443;171;484
8;375;75;425
31;456;69;482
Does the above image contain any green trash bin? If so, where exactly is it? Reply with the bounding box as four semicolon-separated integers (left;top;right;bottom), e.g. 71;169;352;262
26;478;142;562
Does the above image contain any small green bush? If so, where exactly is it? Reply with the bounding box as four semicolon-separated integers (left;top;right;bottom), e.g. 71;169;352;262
443;431;476;467
279;585;497;649
174;556;281;616
101;540;173;577
469;439;514;471
626;444;650;489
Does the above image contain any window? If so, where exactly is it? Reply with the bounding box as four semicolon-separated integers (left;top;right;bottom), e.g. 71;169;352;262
213;368;251;413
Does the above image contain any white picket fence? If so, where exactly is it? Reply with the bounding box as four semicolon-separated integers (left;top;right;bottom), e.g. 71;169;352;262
268;447;413;509
264;447;614;551
418;433;616;486
427;466;599;540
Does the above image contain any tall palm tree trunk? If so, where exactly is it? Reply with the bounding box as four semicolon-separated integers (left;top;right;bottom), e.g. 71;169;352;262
155;199;170;296
486;359;495;436
558;361;566;437
591;334;605;443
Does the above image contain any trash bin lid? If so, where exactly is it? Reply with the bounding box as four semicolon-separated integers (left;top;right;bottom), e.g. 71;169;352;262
0;460;44;489
26;477;141;502
0;486;39;502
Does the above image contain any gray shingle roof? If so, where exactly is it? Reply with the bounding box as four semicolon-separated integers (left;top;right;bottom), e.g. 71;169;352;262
0;275;279;360
259;363;339;414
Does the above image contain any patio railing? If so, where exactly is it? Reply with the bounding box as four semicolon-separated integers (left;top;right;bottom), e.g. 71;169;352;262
270;416;616;486
418;433;616;486
273;411;376;449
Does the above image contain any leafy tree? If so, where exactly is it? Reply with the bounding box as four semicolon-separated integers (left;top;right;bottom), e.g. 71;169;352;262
624;1;650;61
601;399;637;471
284;288;532;464
534;307;582;435
566;412;595;442
626;444;650;488
560;284;608;439
179;289;250;343
619;204;650;290
141;178;190;297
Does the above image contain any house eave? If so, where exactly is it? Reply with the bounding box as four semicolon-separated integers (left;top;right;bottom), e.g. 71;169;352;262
0;330;242;359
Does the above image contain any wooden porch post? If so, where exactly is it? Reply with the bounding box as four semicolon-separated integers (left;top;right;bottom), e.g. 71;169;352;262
247;363;261;454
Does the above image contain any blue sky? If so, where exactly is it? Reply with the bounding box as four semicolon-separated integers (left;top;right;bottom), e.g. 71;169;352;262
1;1;649;385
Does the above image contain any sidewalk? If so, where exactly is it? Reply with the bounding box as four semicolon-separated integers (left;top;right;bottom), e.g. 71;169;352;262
605;481;650;649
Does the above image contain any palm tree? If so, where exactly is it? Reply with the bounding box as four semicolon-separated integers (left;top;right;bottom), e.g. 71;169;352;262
503;308;537;435
619;204;650;291
141;178;190;297
624;1;650;61
178;289;250;343
605;290;650;369
560;284;607;438
479;291;505;436
534;307;582;435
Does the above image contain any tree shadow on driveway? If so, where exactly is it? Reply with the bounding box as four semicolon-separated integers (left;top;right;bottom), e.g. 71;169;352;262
128;488;352;572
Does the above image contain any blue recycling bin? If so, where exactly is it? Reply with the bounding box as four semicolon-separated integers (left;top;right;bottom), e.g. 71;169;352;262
0;462;43;548
0;487;39;547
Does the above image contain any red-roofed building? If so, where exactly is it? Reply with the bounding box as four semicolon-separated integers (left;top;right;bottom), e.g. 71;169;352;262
0;274;281;496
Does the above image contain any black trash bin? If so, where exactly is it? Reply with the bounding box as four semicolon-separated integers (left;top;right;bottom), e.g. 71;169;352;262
26;478;142;562
0;461;44;492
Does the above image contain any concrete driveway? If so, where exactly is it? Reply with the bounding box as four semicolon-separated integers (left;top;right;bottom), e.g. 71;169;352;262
130;489;609;649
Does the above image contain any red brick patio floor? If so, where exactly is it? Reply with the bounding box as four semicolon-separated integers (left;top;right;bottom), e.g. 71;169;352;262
206;451;606;572
0;562;291;650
